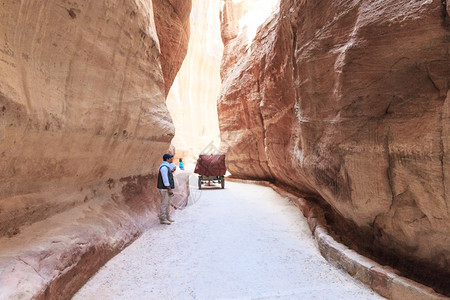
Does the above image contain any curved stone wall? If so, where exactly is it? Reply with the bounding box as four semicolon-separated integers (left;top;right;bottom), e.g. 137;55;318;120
0;1;191;297
218;0;449;293
0;0;190;236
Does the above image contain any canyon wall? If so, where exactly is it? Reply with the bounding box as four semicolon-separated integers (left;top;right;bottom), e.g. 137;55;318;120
219;0;449;292
166;0;222;161
153;0;192;97
0;0;190;298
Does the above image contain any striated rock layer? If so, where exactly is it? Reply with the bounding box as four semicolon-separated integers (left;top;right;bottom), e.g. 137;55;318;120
152;0;192;97
219;0;449;293
0;0;190;298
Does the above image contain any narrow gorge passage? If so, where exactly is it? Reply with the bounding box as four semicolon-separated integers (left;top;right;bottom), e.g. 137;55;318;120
74;178;382;299
0;1;447;298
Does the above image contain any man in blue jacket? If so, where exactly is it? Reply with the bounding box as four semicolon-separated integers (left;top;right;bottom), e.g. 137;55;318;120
157;153;175;225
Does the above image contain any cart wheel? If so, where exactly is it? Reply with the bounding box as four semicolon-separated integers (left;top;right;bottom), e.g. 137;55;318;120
221;176;225;189
198;177;202;190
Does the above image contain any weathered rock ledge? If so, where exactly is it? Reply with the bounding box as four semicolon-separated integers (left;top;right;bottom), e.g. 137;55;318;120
226;177;448;300
0;173;189;300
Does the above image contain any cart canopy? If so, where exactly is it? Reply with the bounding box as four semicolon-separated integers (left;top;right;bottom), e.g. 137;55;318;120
194;154;226;176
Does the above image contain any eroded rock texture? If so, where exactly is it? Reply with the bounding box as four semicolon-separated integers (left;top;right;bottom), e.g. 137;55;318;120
0;0;190;298
219;0;449;291
152;0;192;97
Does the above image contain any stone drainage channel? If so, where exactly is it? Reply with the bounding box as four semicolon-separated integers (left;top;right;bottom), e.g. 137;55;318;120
74;176;445;299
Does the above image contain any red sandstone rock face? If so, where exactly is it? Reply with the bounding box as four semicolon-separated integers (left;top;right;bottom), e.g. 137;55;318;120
152;0;192;97
0;0;190;236
219;0;449;287
0;0;190;297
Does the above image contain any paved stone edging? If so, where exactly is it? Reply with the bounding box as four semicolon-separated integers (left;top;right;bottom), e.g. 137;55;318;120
225;177;448;300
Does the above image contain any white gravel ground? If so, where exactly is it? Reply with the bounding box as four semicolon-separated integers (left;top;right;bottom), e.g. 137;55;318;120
73;177;383;300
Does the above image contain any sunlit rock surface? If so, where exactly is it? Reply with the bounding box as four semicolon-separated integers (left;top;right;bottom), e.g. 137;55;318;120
153;0;192;97
219;0;449;292
219;0;283;178
0;0;190;298
166;0;223;161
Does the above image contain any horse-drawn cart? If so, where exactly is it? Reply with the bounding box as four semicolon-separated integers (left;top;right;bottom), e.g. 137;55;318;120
194;154;226;189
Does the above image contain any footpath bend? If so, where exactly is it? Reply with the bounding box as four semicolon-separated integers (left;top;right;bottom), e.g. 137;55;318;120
74;176;382;300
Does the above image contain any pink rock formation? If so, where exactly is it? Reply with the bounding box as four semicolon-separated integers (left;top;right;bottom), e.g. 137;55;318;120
152;0;192;97
219;0;449;293
0;0;190;298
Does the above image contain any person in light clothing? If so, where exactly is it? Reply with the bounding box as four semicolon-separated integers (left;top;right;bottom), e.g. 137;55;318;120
157;153;175;225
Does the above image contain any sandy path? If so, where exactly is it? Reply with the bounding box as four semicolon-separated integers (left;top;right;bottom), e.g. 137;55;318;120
73;178;382;299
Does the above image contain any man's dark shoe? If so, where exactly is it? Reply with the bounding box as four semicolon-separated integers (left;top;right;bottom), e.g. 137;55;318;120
160;220;171;225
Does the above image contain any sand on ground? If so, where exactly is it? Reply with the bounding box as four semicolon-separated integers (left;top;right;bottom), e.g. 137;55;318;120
73;176;383;300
